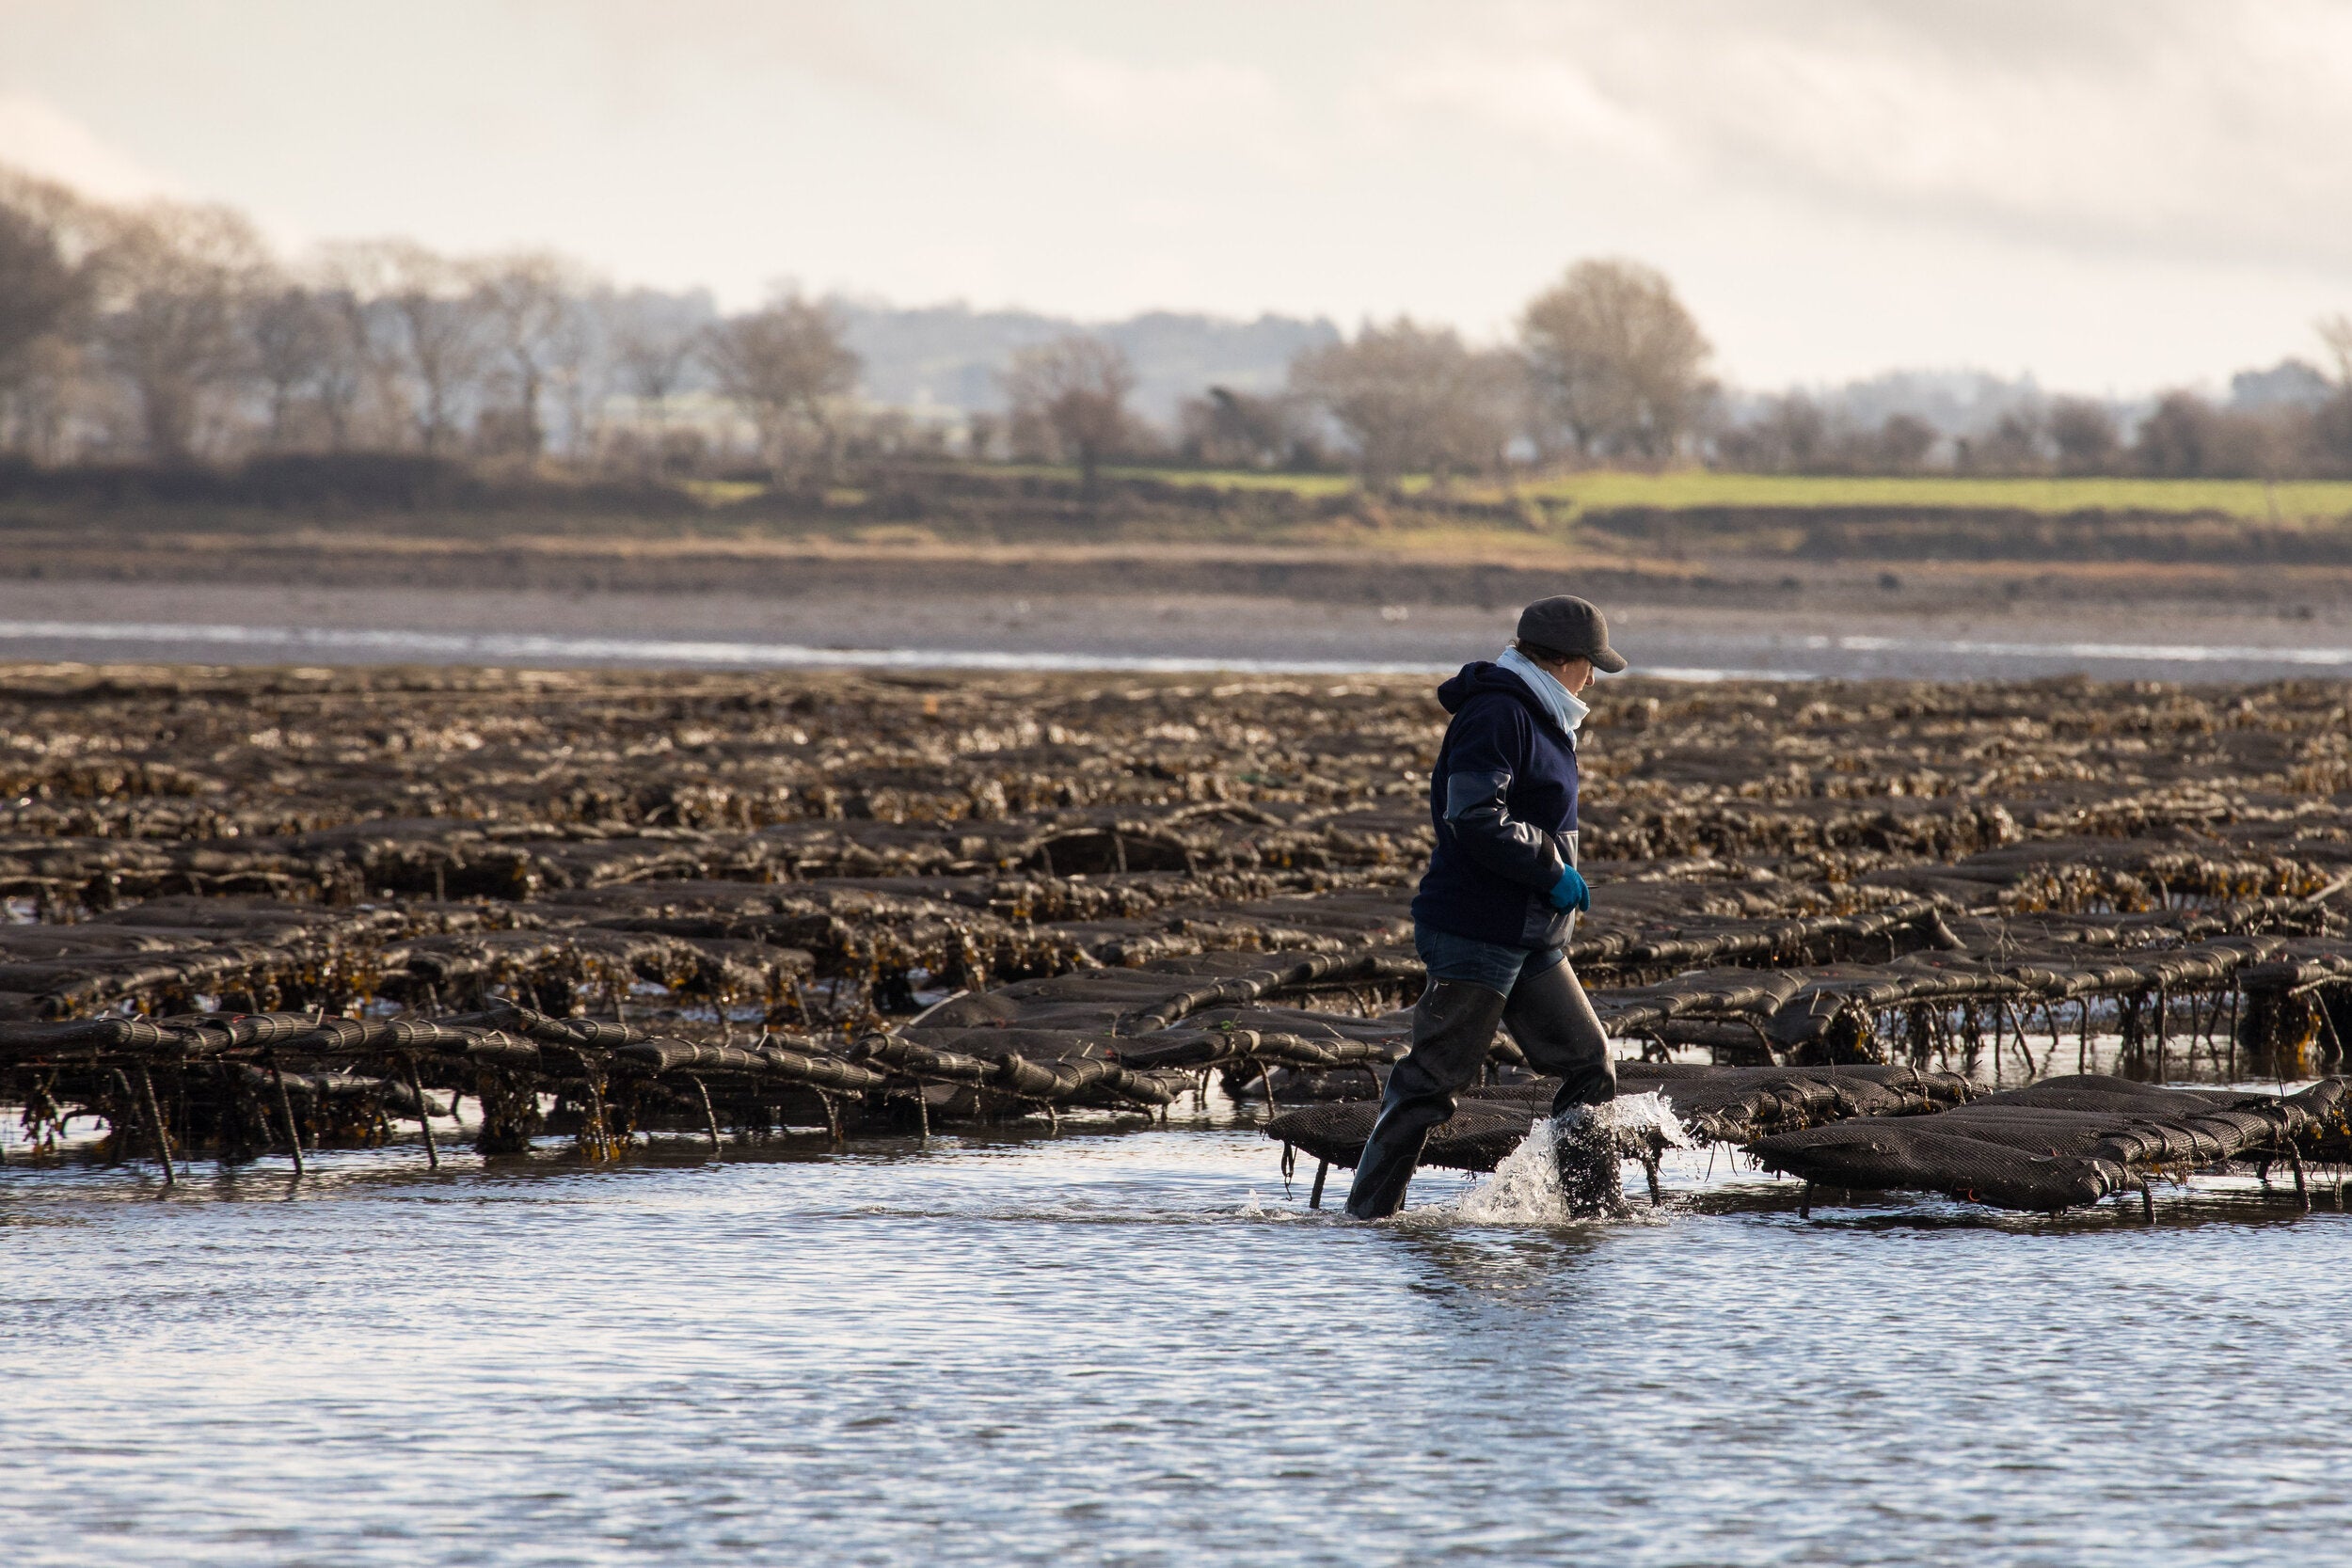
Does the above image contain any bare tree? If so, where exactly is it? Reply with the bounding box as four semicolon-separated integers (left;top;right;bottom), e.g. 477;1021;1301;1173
88;201;266;462
246;285;344;450
2048;398;2121;475
357;242;492;457
1870;413;1938;472
1000;334;1135;492
614;304;700;423
0;169;111;459
1443;348;1533;480
2319;314;2352;388
0;336;89;463
0;192;89;460
1714;393;1828;472
608;290;707;470
399;297;490;457
1714;398;1949;474
311;244;426;451
1178;385;1322;469
548;295;610;464
2130;392;2284;479
1966;409;2048;475
2312;391;2352;476
703;293;860;479
2311;318;2352;475
1521;258;1712;462
964;409;1001;462
2135;393;2218;477
304;286;373;451
0;200;83;382
475;252;596;457
1289;318;1518;485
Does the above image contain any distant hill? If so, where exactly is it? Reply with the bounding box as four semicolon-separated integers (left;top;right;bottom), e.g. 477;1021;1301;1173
827;300;1340;425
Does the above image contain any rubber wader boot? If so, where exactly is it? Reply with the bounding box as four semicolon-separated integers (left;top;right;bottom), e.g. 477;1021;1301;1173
1549;1105;1628;1218
1494;960;1626;1216
1344;980;1510;1219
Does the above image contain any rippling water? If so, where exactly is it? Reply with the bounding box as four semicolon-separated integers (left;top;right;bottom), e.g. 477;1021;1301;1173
6;1106;2348;1566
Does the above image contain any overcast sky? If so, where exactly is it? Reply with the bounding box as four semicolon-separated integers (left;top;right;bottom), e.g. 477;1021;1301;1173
1;0;2347;393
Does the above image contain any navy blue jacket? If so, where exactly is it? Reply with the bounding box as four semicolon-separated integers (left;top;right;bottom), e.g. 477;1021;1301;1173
1408;661;1581;948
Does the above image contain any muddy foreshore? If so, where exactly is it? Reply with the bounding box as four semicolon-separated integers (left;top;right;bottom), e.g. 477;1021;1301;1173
0;555;2344;685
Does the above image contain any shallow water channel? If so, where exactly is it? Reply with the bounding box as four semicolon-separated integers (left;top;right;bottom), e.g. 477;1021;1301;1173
5;1098;2349;1567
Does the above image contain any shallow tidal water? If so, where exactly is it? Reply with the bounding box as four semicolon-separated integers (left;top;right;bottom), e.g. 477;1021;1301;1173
5;1111;2349;1567
4;599;2347;684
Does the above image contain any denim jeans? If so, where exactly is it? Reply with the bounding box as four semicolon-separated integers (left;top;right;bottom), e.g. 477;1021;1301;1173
1414;924;1565;996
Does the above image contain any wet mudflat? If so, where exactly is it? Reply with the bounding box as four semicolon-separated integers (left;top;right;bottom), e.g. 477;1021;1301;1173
6;1115;2348;1568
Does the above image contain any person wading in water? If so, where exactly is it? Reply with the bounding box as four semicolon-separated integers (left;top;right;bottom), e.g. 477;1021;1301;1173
1345;594;1628;1219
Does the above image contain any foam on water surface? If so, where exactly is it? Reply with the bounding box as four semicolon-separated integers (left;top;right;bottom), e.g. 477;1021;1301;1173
1409;1090;1694;1228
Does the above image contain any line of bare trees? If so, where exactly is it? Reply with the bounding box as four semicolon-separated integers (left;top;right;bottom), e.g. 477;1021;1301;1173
1075;259;1721;486
1720;367;2352;482
1193;259;1715;481
1184;273;2352;483
0;166;882;480
8;161;2350;488
0;166;1727;492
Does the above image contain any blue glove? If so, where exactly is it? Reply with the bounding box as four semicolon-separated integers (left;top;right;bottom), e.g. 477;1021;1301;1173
1547;864;1591;913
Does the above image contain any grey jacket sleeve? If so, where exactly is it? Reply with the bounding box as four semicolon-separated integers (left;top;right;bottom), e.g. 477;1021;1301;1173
1439;767;1568;891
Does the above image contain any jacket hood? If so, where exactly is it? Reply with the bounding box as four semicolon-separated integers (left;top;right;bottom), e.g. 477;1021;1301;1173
1436;660;1573;738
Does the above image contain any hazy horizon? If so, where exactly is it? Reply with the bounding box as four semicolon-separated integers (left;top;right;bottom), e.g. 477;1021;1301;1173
1;0;2347;398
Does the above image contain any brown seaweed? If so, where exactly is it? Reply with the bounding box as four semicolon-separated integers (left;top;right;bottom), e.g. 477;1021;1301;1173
7;663;2352;1207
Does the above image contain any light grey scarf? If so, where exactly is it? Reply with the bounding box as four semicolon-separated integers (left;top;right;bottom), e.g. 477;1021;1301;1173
1497;647;1589;742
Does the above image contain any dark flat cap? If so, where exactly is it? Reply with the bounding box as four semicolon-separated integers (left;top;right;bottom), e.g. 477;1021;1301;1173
1517;595;1627;674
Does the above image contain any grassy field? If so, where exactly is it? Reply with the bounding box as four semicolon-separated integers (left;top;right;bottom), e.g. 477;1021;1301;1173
1088;466;2352;522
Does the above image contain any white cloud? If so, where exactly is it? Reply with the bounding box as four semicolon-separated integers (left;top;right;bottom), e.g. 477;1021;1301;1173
1366;51;1670;169
1369;0;2352;274
1009;47;1279;128
998;43;1312;175
514;0;953;119
0;89;177;201
0;0;2344;389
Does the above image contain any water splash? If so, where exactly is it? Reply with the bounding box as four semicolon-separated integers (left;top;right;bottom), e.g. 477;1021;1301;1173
1417;1092;1694;1228
1593;1090;1697;1157
1236;1189;1309;1223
